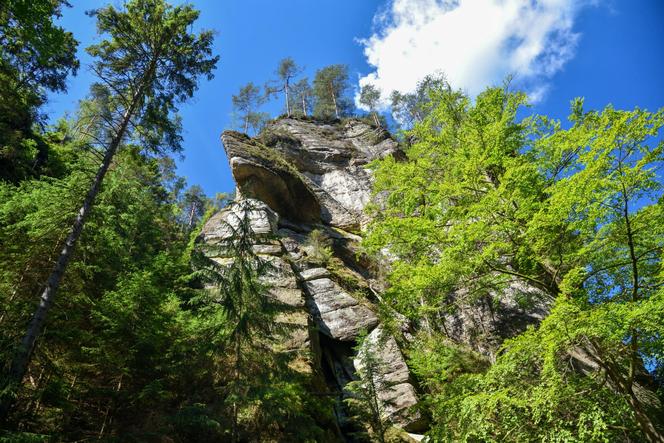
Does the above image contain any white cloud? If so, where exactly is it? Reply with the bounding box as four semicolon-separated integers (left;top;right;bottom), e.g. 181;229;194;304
357;0;587;108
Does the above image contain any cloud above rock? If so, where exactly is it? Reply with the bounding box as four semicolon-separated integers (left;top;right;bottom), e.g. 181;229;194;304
357;0;589;107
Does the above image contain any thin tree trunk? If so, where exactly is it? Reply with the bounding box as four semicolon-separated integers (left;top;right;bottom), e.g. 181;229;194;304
0;92;140;424
372;111;380;127
285;79;290;117
302;94;307;117
187;204;196;230
329;84;339;118
587;340;664;442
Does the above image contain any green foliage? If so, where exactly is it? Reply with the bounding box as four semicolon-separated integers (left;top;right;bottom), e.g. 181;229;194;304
344;330;395;443
0;138;205;438
359;83;383;127
232;82;265;134
303;228;333;266
313;64;354;119
367;80;664;441
291;77;314;117
265;57;302;117
389;72;448;129
0;0;79;182
86;0;218;154
190;202;330;442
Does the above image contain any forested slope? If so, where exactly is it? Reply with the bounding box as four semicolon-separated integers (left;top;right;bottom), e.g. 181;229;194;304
1;1;663;442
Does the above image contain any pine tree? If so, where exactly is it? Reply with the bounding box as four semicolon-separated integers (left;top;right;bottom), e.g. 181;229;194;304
231;82;264;134
359;83;382;127
0;0;218;422
291;77;313;117
265;57;302;117
313;64;352;119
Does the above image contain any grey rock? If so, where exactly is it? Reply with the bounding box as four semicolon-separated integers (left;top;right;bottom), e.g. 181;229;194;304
299;267;330;281
304;277;378;341
441;279;551;359
354;327;426;431
202;118;423;433
252;243;283;255
200;198;278;245
222;132;321;223
223;118;403;230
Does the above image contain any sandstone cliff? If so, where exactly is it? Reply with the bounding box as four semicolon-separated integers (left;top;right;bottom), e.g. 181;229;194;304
200;117;424;438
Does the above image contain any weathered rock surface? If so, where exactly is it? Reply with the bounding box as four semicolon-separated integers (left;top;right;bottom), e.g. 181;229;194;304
442;280;551;359
354;327;426;432
200;116;624;438
203;118;423;435
304;277;379;341
223;118;403;231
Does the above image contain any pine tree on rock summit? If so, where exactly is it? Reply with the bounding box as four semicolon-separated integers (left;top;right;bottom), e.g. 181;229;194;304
265;57;302;117
313;64;352;119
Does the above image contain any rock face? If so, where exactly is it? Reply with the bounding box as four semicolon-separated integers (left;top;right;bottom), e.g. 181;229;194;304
202;117;423;436
442;281;551;359
203;117;557;438
354;327;427;431
222;118;403;231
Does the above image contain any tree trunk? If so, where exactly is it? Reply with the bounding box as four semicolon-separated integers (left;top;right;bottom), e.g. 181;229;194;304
587;340;664;442
329;84;339;119
187;204;196;230
372;111;380;127
0;96;139;424
285;79;290;117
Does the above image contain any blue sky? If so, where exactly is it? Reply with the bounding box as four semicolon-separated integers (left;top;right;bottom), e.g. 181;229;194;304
47;0;664;197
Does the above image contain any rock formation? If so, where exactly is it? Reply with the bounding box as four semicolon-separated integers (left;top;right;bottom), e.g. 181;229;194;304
200;117;424;437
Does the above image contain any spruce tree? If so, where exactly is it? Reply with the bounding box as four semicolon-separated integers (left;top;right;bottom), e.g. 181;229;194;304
344;330;395;443
0;0;218;422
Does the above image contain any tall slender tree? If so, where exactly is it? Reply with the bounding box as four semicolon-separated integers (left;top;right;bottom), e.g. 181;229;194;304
0;0;218;422
231;82;263;133
291;77;313;117
265;57;302;117
313;64;352;119
359;83;382;127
